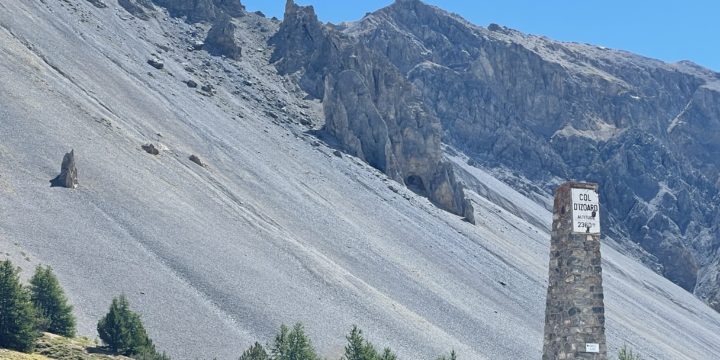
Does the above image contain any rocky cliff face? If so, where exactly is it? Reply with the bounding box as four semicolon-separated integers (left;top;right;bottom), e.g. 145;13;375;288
343;0;720;308
151;0;244;22
118;0;155;20
270;0;474;222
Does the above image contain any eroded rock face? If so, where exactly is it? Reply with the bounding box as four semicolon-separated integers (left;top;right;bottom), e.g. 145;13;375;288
85;0;107;8
271;0;474;223
270;0;333;98
118;0;155;20
151;0;245;22
152;0;215;22
344;0;720;304
212;0;244;17
204;15;242;59
323;70;399;178
426;162;475;221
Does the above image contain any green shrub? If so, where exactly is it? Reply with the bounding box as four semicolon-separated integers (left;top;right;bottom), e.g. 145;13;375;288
30;265;76;337
618;345;642;360
131;344;172;360
0;260;40;352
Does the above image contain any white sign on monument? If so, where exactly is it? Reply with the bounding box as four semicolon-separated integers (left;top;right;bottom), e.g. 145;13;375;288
571;188;600;234
585;343;600;353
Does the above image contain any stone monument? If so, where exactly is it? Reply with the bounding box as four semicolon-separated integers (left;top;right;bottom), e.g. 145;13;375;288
542;182;606;359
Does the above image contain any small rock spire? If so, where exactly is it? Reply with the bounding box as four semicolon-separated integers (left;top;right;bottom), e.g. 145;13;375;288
52;149;78;188
285;0;295;15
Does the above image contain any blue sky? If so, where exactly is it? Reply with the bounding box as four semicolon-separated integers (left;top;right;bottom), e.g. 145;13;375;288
242;0;719;71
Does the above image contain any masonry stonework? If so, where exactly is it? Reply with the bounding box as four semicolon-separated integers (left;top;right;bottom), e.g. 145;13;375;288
542;182;607;359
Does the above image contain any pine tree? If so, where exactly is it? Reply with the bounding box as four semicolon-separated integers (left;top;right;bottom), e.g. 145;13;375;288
29;265;76;337
97;295;152;356
270;323;318;360
436;350;457;360
377;348;397;360
239;342;269;360
271;324;290;359
0;260;39;352
342;325;378;360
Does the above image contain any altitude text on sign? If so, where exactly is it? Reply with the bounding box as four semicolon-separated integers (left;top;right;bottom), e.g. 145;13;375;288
571;188;600;234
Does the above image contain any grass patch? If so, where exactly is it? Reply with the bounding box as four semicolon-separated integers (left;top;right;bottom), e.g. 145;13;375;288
0;349;51;359
1;333;132;360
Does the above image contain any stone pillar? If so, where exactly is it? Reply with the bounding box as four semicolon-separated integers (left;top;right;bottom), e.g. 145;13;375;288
52;150;78;189
542;182;606;359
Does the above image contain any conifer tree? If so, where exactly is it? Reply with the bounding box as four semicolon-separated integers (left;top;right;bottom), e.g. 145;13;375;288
29;265;76;337
377;348;397;360
435;350;457;360
270;323;318;360
239;342;269;360
97;295;151;356
0;260;39;352
342;325;378;360
271;324;290;359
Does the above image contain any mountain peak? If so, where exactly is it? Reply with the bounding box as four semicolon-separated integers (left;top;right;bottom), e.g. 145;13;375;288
391;0;423;6
281;0;320;29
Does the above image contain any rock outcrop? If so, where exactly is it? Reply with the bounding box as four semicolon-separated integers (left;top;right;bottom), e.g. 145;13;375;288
52;150;78;189
271;0;474;222
118;0;155;20
85;0;107;8
204;15;242;59
142;143;160;155
189;154;206;167
147;58;164;69
343;0;720;306
213;0;245;17
151;0;245;22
